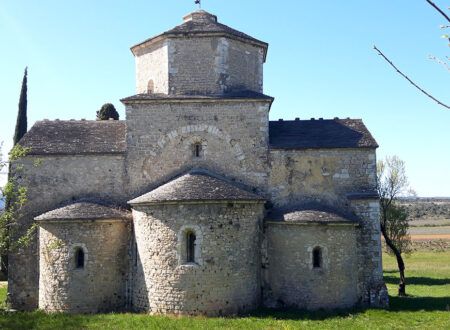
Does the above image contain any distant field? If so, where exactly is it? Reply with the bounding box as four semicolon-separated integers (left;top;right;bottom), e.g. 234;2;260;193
409;226;450;235
0;251;449;329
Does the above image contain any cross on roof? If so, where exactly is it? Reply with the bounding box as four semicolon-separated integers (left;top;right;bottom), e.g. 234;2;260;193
195;0;201;9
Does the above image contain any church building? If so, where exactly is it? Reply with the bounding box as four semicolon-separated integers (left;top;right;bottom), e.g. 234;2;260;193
10;10;388;315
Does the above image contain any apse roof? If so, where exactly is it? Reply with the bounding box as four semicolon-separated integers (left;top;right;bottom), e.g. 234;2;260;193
129;171;264;205
266;208;358;225
35;202;131;222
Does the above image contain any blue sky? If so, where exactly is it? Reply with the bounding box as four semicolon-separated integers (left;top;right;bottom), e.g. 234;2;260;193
0;0;449;196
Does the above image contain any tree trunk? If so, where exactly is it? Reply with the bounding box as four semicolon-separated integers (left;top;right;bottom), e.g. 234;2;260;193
381;225;407;296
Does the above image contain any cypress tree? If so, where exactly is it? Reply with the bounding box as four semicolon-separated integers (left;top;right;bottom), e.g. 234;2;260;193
1;67;29;276
13;67;28;144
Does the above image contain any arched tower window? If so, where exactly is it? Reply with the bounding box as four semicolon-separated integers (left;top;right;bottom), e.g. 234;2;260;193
194;143;202;158
75;247;85;269
147;80;154;94
186;231;196;263
312;247;322;268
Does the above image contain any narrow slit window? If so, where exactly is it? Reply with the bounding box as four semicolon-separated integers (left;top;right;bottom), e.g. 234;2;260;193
186;232;196;263
313;247;322;268
75;248;85;269
194;143;202;158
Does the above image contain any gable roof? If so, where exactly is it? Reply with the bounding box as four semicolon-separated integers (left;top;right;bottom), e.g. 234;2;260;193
131;10;268;61
19;120;126;155
269;119;378;149
35;202;131;222
129;171;264;205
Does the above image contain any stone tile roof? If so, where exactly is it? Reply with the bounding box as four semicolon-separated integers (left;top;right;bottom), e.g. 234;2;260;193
266;208;357;225
269;119;378;149
121;90;274;104
346;191;379;200
131;10;268;59
129;171;264;205
19;120;126;155
35;202;132;222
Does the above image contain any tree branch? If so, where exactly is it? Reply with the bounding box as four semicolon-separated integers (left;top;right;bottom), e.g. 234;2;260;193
426;0;450;23
374;45;450;109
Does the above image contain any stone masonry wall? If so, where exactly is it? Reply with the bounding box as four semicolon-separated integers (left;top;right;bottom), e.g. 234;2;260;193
168;37;263;95
268;148;377;209
263;223;359;310
131;202;264;316
125;100;270;197
8;155;127;310
349;198;388;307
38;220;130;313
135;40;169;94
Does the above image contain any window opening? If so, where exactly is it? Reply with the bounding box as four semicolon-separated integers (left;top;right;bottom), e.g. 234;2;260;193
186;231;196;263
147;80;154;94
75;248;85;269
313;247;322;268
194;143;202;158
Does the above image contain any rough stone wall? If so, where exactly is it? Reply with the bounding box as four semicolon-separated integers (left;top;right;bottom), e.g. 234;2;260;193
268;148;377;209
8;154;127;310
349;198;388;307
125;100;270;197
263;223;359;310
38;220;130;313
131;202;264;316
135;40;169;94
266;147;388;308
168;37;263;95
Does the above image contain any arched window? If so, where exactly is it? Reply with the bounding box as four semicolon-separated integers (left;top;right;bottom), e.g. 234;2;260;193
75;247;85;269
186;231;196;263
147;80;154;94
312;247;322;268
193;143;202;158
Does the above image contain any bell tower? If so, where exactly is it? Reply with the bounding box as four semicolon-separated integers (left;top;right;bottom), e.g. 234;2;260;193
122;11;273;196
131;10;268;96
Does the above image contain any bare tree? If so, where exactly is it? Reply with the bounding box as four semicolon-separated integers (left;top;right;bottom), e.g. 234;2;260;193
374;1;450;110
377;156;413;296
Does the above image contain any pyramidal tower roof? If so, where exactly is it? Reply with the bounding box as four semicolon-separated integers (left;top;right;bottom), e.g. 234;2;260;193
131;10;268;61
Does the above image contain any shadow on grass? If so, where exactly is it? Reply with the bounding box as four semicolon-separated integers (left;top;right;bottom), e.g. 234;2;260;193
389;295;450;311
248;295;450;320
384;275;450;286
246;307;361;321
0;311;77;330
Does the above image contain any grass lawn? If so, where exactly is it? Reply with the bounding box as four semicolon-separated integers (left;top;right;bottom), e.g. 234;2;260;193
0;251;449;329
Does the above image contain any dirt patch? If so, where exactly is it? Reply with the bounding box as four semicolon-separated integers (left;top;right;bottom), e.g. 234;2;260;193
410;234;450;241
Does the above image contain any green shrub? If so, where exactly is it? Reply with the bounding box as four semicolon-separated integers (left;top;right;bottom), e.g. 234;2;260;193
96;103;119;120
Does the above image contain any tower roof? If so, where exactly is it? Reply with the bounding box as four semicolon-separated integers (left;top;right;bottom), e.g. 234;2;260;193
131;10;268;61
129;171;264;205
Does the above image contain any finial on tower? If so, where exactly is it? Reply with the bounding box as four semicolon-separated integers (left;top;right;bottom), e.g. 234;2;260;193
195;0;201;9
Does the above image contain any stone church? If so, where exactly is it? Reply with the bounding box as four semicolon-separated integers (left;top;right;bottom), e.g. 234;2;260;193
10;10;388;315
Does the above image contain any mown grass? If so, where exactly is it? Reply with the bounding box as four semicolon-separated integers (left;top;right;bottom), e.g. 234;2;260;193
0;251;449;329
